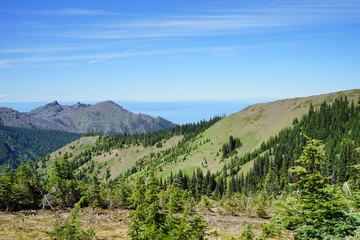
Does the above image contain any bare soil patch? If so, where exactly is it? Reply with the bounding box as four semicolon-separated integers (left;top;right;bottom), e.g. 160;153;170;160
0;208;272;240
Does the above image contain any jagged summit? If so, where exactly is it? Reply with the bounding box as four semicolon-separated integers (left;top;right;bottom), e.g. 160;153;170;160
50;100;60;106
72;102;89;108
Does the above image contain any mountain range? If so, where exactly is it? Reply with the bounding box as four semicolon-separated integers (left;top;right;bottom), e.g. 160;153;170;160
0;100;175;135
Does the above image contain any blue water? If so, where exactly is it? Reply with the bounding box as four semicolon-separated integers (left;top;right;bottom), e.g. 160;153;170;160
121;101;254;124
0;101;258;124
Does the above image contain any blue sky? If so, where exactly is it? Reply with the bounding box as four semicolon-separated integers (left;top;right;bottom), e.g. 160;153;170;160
0;0;359;103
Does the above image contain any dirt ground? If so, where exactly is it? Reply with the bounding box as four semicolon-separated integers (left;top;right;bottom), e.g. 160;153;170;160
0;208;271;240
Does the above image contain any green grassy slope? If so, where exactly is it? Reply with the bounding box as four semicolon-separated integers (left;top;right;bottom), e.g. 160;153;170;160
164;89;360;175
41;89;359;179
40;135;184;180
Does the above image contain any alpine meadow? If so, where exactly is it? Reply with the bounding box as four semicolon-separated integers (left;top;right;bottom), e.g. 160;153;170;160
1;1;360;240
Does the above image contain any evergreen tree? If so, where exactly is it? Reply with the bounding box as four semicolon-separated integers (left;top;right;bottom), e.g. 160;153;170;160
0;166;16;210
15;162;42;208
128;172;207;240
276;138;360;239
49;159;80;207
47;198;95;240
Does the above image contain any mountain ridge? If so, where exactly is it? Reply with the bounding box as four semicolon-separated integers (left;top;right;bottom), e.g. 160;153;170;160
0;100;175;135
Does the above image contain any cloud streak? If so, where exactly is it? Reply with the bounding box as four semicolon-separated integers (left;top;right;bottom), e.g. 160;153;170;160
0;44;277;67
43;2;360;41
0;61;12;69
30;8;117;16
1;1;360;68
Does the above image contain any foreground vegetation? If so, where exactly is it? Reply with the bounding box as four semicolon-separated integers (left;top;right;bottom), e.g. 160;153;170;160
1;96;360;239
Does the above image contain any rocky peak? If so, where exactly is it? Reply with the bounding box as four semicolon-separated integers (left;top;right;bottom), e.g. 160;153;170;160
49;100;60;106
2;100;176;135
73;102;89;108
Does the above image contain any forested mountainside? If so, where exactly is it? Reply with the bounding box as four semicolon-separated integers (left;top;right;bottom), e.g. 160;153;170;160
37;89;360;182
0;100;175;135
0;124;82;170
1;90;360;239
217;95;360;194
38;94;360;197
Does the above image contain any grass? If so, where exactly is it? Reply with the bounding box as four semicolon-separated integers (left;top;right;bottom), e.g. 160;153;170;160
159;165;177;179
183;166;200;176
38;136;100;180
40;89;360;181
174;89;360;176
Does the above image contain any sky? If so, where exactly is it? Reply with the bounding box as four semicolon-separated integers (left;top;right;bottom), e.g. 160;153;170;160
0;0;359;105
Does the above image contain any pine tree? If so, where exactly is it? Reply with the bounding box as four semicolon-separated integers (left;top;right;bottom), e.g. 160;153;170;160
276;138;360;239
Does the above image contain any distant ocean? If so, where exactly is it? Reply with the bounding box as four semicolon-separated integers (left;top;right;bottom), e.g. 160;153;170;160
0;101;262;124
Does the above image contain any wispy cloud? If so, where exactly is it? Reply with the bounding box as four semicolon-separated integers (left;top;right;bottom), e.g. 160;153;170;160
30;96;58;100
2;1;360;68
51;14;293;39
88;49;135;64
29;96;90;101
0;41;129;54
45;2;360;40
0;46;88;54
3;2;360;42
88;56;115;64
0;44;281;67
31;8;116;16
0;60;12;68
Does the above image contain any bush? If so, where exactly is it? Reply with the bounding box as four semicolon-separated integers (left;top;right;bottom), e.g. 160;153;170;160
259;223;281;239
239;222;254;240
47;198;95;240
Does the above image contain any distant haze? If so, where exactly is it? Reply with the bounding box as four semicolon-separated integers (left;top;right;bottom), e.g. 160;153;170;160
0;101;256;124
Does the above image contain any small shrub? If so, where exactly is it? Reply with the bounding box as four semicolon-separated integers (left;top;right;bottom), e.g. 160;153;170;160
259;223;281;239
47;198;95;240
240;222;254;240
